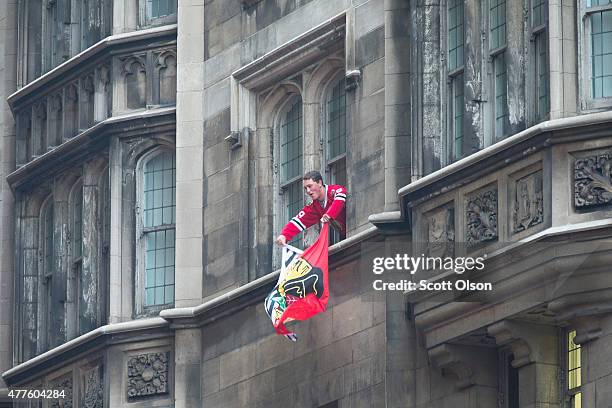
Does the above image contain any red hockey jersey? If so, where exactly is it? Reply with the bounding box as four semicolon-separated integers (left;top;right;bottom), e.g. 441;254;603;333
281;184;347;241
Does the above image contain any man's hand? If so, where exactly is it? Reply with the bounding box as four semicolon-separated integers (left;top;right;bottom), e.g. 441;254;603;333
321;214;331;223
276;235;287;246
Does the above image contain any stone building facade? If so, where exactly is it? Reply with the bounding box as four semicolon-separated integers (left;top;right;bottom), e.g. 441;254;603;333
0;0;612;407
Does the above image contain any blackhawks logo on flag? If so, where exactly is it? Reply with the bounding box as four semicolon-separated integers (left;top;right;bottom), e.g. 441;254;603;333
265;223;330;341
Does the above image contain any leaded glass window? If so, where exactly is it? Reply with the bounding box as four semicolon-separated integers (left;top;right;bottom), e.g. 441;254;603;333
568;330;582;408
280;99;303;183
590;9;612;98
280;99;304;247
450;73;464;160
42;201;54;348
142;151;175;307
494;54;509;138
489;0;508;139
490;0;506;50
448;0;465;161
448;0;464;72
73;185;83;260
530;0;549;121
148;0;176;19
326;78;347;244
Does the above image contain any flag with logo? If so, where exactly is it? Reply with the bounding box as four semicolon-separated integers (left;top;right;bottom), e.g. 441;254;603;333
264;223;330;341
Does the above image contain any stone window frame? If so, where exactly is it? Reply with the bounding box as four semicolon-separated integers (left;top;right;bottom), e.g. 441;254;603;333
134;146;176;318
67;179;84;340
138;0;177;29
38;195;55;352
442;0;466;163
99;166;111;324
578;0;612;111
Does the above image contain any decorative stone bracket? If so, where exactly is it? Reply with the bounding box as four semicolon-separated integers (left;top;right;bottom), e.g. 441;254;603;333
548;292;612;345
487;320;557;368
428;344;478;390
225;128;248;150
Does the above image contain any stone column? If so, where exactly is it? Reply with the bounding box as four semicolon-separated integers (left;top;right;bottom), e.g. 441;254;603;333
0;0;18;400
384;0;411;212
174;328;202;408
175;0;204;307
488;320;560;408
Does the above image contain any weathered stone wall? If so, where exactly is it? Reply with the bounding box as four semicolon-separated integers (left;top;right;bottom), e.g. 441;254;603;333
0;0;17;398
200;258;386;407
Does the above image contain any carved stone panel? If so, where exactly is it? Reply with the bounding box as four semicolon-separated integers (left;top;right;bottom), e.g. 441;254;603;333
50;373;73;408
81;365;103;408
466;186;498;247
512;170;543;233
425;205;455;257
127;351;169;400
574;152;612;209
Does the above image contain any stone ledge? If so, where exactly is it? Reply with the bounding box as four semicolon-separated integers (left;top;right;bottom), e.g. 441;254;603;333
398;111;612;213
7;24;177;112
1;318;169;386
160;225;379;328
7;107;176;191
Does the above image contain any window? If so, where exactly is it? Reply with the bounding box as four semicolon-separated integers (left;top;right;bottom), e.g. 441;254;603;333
489;0;509;139
70;182;84;337
568;329;582;408
581;0;612;109
325;77;347;244
140;0;177;27
448;0;465;161
138;150;176;314
280;98;304;248
41;200;54;349
498;349;519;408
531;0;549;121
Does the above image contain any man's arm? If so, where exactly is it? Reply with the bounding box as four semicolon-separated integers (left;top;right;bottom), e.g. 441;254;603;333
278;204;320;243
325;185;347;220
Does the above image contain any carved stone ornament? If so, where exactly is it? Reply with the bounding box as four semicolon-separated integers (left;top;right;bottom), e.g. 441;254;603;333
82;366;103;408
427;206;455;257
466;187;498;247
574;153;612;208
512;171;543;233
51;374;73;408
127;352;169;399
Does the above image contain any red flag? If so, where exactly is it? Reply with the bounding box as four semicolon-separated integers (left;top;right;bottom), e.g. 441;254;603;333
274;223;330;335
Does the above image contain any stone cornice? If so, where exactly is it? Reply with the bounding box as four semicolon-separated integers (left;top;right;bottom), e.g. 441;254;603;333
409;220;612;349
232;12;345;92
1;318;170;386
399;111;612;219
7;107;176;191
7;25;177;113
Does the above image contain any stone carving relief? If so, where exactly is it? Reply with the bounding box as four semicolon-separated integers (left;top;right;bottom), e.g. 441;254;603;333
512;170;543;233
466;187;498;247
127;352;169;399
574;152;612;208
51;374;73;408
81;365;103;408
426;206;455;257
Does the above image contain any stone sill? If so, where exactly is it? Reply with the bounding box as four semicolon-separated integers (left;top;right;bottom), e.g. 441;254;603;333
160;225;379;328
7;107;176;191
1;318;168;386
399;111;612;215
7;24;177;112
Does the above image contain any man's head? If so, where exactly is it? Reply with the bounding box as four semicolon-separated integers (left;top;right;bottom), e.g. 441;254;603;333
303;170;325;201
